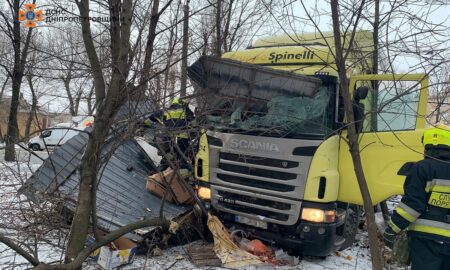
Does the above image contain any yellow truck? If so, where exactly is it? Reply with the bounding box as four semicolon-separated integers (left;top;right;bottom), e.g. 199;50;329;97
188;31;428;256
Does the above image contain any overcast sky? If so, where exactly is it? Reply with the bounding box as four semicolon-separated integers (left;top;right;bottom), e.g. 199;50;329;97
2;0;449;115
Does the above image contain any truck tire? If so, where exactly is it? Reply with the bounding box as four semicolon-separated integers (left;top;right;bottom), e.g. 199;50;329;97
338;204;361;250
31;144;41;151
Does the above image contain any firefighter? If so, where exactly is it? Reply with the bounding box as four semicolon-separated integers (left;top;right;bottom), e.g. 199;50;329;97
383;124;450;270
146;97;194;169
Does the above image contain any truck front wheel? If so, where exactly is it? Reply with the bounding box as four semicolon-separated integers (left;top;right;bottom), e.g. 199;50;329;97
337;204;361;250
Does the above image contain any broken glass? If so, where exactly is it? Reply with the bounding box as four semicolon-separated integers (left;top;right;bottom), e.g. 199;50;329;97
204;85;333;138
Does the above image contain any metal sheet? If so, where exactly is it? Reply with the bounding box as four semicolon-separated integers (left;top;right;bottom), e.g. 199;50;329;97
20;104;190;239
187;56;321;100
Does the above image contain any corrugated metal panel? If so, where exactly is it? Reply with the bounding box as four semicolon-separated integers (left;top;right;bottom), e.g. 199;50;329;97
22;132;89;201
187;56;321;99
20;123;190;239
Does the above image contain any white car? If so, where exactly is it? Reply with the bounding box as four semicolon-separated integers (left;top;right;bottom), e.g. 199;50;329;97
28;127;80;151
28;117;94;151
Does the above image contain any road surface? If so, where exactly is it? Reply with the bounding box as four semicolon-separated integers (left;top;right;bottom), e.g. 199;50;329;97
0;146;49;166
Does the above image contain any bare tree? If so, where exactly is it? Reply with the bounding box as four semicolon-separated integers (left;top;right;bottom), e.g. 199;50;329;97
0;76;10;143
51;28;92;116
330;1;382;269
1;0;35;161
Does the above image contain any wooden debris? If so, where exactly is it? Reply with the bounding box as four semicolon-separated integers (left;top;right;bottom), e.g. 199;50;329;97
186;244;222;267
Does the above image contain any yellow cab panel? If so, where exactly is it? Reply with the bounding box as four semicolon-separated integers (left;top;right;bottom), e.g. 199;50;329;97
338;74;429;205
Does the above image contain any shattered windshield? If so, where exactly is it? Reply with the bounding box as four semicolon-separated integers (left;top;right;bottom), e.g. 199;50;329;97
200;83;335;138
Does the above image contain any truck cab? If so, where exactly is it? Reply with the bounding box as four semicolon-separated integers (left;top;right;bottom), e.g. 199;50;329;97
189;31;428;256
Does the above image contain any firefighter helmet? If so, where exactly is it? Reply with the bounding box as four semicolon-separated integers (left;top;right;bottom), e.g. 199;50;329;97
422;124;450;148
171;97;185;106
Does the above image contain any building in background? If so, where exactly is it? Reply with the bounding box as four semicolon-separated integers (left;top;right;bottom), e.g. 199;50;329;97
46;112;73;128
0;95;47;140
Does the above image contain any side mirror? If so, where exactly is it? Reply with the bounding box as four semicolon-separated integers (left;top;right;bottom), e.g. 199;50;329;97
40;130;51;138
353;86;368;134
353;86;368;101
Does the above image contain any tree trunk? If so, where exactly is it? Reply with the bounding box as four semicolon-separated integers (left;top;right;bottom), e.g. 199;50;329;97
222;0;234;52
371;0;390;224
370;0;379;132
0;75;9;100
4;0;33;161
163;24;176;100
87;85;95;115
0;77;7;143
180;1;189;97
330;1;383;269
65;0;133;264
140;0;160;98
64;108;112;263
215;0;222;56
25;75;37;138
74;91;82;116
4;77;20;161
64;77;76;116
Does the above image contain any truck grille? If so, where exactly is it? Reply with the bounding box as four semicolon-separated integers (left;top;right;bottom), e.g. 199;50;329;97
220;152;299;168
223;204;290;221
212;185;301;225
218;190;291;210
211;151;307;225
217;173;295;192
219;163;297;180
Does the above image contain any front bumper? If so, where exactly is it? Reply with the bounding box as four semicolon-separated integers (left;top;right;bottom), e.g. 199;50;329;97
218;211;337;257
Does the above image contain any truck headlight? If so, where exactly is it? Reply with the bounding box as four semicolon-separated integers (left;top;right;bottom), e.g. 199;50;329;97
197;186;211;200
301;208;336;223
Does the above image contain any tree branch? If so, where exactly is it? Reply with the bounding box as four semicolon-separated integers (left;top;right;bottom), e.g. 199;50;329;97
37;217;169;270
75;0;106;105
0;233;39;266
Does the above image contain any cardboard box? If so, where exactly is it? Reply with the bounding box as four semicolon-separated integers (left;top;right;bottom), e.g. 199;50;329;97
88;235;137;270
146;168;193;204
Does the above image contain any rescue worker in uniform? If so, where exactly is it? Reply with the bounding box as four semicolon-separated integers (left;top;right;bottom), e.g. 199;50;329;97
146;97;194;169
383;124;450;270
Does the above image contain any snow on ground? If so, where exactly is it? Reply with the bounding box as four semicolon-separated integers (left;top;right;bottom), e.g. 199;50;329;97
0;149;62;269
0;150;399;269
82;231;373;270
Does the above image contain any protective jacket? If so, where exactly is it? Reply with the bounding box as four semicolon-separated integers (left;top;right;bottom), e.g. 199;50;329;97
389;148;450;242
149;103;194;138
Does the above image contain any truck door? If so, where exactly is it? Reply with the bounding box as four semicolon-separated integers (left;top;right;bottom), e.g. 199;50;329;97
338;74;428;205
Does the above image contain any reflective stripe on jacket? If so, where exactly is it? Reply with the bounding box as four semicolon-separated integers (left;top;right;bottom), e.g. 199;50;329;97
164;108;186;121
389;150;450;242
149;104;193;139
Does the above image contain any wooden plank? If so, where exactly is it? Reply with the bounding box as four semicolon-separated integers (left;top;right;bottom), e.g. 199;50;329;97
186;244;222;267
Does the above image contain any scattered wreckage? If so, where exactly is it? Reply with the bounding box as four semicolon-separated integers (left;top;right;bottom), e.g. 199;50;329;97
19;100;300;269
20;55;340;269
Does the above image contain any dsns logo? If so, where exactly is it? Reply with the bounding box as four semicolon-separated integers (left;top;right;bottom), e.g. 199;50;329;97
18;3;43;28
